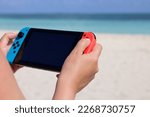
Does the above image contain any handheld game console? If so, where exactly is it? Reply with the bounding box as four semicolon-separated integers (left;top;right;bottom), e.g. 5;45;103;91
7;27;96;71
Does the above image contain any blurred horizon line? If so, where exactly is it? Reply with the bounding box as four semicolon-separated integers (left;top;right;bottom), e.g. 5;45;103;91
0;13;150;20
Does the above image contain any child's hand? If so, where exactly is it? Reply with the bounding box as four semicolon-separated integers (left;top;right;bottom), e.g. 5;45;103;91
53;39;102;100
0;33;23;72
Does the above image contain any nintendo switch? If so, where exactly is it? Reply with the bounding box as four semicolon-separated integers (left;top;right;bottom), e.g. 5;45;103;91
7;27;96;72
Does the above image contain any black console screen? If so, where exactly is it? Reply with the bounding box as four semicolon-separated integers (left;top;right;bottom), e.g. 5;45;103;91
15;28;83;71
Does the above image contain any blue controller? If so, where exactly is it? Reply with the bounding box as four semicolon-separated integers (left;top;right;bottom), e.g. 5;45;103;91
7;27;30;64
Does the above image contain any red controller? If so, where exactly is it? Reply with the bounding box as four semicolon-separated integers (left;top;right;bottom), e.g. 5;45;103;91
82;32;96;54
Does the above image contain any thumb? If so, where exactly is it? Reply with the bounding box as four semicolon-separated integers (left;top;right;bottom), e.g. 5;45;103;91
0;33;17;47
76;39;90;54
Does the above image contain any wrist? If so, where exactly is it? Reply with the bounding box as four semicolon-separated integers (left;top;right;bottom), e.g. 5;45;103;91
52;77;77;100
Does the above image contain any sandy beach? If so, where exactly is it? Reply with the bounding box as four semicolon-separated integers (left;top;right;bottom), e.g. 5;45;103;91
0;30;150;100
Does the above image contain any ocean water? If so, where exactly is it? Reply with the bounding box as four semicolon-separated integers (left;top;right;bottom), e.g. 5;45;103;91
0;14;150;34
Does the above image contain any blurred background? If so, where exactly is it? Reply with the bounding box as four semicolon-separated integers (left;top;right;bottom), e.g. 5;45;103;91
0;0;150;99
0;0;150;33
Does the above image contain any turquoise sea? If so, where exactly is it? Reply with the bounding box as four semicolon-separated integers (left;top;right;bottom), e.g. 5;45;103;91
0;14;150;34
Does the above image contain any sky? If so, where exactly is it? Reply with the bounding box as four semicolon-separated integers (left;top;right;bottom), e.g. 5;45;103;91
0;0;150;14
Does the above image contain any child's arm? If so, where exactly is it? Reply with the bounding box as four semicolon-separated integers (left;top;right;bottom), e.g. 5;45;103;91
0;33;24;100
0;48;24;99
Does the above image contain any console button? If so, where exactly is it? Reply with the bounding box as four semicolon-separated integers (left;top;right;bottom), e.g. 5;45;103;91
13;47;16;49
16;41;19;44
17;44;20;47
13;51;16;53
12;43;16;46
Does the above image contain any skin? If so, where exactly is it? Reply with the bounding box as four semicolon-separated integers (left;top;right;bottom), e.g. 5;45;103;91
0;33;22;72
0;33;25;99
0;33;102;100
53;39;102;99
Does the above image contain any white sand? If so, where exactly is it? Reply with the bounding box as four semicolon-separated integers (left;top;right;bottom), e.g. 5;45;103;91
1;31;150;100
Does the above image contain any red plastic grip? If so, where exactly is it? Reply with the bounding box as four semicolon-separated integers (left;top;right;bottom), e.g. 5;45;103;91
82;32;96;54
